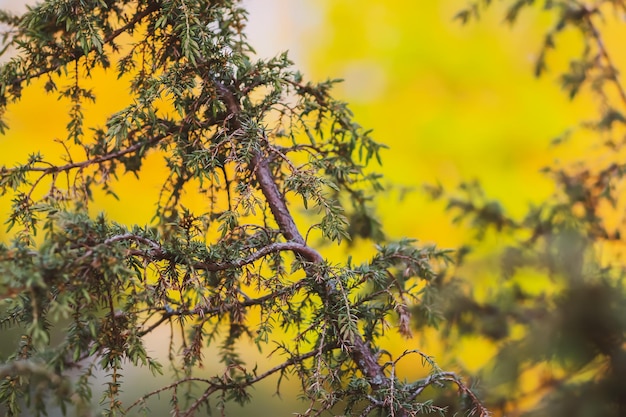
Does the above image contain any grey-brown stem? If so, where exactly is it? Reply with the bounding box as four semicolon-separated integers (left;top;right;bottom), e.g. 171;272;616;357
214;79;391;398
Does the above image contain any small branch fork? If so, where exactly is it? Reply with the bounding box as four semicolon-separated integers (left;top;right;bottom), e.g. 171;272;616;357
583;3;626;107
124;345;338;417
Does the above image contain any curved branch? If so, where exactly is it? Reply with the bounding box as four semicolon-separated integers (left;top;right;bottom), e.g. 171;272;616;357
4;133;165;175
125;239;322;272
69;231;322;274
195;241;321;270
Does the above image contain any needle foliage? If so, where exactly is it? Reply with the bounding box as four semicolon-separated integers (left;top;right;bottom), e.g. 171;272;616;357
0;1;486;416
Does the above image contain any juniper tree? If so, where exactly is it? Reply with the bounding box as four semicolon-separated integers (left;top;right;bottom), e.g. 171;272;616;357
0;1;487;416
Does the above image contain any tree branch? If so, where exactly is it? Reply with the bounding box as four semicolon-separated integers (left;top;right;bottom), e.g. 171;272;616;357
3;132;164;175
125;346;334;416
213;77;392;399
584;8;626;107
125;239;322;272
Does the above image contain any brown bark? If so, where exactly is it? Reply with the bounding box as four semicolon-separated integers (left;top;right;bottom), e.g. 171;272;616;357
214;79;393;404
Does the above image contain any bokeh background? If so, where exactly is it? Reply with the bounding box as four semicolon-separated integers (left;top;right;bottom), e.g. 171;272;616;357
0;0;611;415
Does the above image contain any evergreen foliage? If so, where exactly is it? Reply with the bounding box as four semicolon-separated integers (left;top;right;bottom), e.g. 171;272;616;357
0;1;486;416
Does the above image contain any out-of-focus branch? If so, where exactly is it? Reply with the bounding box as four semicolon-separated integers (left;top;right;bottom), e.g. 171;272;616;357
584;6;626;106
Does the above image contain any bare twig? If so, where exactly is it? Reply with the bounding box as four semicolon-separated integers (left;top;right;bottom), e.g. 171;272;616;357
584;7;626;107
3;133;164;175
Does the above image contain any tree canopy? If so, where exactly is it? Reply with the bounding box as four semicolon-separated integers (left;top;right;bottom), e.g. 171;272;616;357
0;1;486;416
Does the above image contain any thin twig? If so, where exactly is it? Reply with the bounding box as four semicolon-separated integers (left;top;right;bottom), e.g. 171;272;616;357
4;133;165;175
584;8;626;107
